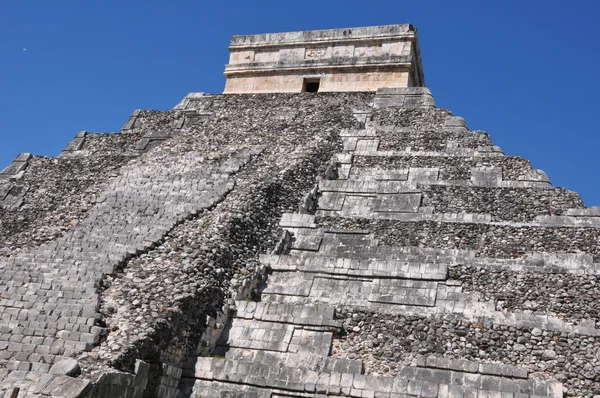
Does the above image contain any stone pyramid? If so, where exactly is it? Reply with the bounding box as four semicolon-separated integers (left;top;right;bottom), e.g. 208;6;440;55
1;25;599;398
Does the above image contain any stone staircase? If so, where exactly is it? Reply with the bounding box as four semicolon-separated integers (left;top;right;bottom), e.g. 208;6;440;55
0;144;256;396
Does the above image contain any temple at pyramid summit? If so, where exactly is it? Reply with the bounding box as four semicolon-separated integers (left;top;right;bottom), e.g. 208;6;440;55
223;24;425;93
1;23;599;398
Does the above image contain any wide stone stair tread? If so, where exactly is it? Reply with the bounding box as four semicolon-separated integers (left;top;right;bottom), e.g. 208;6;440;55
235;301;342;328
348;148;504;159
181;357;560;398
205;349;363;374
319;180;420;194
216;318;332;356
261;273;441;309
349;154;539;180
180;380;272;398
287;233;471;260
317;171;591;225
262;254;448;280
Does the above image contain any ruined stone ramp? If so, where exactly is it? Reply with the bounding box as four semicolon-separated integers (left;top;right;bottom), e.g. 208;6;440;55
0;148;256;396
0;132;143;259
182;357;560;397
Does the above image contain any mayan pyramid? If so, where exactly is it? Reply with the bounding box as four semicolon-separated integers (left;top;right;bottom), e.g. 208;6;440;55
1;24;599;398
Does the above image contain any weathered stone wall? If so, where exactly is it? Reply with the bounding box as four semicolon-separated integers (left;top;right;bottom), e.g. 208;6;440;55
224;24;424;93
224;70;413;94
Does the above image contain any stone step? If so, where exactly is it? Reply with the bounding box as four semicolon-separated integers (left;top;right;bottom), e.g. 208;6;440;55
262;272;440;308
216;319;333;356
317;206;493;224
0;371;91;397
315;217;600;263
192;349;362;376
262;253;448;280
235;301;342;328
183;357;561;398
349;147;504;158
285;231;471;262
290;230;597;275
416;356;528;379
319;180;419;194
346;164;551;188
178;379;272;398
351;154;536;183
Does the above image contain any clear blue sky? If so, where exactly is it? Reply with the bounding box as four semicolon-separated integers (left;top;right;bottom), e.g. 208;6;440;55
1;1;599;206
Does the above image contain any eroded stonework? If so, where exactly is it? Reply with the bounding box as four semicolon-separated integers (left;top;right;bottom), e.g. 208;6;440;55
2;87;599;398
1;24;599;398
224;25;424;93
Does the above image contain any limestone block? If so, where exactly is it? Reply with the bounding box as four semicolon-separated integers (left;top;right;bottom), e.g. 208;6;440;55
133;360;150;398
471;166;502;186
37;375;92;397
0;153;32;178
335;153;353;164
517;168;551;183
172;92;204;110
374;87;436;109
355;139;380;152
444;116;468;129
0;183;11;200
349;167;409;181
121;110;141;130
534;214;600;228
135;130;173;152
340;128;378;137
279;213;317;228
319;192;346;211
292;232;322;251
49;358;80;376
408;167;439;182
566;206;600;217
319;180;418;194
60;131;87;155
372;193;422;213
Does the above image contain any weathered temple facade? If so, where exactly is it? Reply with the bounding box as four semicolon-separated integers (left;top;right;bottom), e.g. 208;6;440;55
224;25;425;93
1;24;599;398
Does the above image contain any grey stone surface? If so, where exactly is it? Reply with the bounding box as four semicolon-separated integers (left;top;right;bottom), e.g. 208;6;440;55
59;131;87;156
49;359;80;376
374;87;436;109
0;152;32;178
3;82;596;397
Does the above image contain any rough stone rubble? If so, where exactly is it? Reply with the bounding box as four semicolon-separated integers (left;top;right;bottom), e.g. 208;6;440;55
0;88;598;397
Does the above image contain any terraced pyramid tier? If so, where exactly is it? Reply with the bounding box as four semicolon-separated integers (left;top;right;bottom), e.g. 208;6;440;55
1;89;598;397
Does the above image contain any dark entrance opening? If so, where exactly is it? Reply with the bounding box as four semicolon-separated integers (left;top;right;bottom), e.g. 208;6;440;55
303;78;320;93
